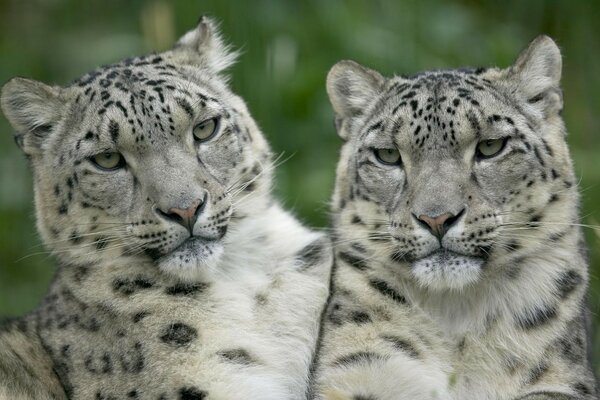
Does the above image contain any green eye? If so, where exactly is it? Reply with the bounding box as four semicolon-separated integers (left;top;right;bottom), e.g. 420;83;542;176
476;138;508;159
91;152;125;170
193;118;219;142
374;148;402;166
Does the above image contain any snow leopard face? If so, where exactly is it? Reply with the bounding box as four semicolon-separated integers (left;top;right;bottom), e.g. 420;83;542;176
1;18;273;281
328;36;578;290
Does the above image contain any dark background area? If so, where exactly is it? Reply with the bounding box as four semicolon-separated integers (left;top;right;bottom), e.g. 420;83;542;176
0;0;598;374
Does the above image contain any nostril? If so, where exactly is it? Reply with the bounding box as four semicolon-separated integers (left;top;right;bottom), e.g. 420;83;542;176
157;208;184;225
413;213;431;231
194;195;207;219
443;208;465;230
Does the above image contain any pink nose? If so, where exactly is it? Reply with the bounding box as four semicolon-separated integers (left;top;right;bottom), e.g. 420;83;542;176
416;211;461;239
162;198;205;233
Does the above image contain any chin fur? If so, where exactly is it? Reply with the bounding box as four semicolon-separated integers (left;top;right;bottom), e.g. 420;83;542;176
411;253;484;291
157;238;224;282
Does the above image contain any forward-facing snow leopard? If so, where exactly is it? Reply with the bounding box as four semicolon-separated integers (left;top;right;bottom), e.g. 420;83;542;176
0;17;332;400
311;36;597;400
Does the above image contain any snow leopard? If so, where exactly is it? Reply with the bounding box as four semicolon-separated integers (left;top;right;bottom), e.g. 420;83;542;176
311;36;597;400
0;17;332;400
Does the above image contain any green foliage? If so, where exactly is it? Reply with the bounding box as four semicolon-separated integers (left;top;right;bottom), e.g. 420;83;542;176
0;0;598;372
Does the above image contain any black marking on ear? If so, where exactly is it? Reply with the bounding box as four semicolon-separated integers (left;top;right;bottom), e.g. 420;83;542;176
516;304;557;330
555;270;582;299
160;322;198;347
178;387;208;400
217;348;257;365
112;277;154;296
165;282;210;297
353;396;378;400
333;351;388;366
338;252;369;271
381;335;420;358
369;278;407;304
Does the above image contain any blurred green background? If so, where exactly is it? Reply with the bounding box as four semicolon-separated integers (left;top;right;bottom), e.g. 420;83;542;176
0;0;598;372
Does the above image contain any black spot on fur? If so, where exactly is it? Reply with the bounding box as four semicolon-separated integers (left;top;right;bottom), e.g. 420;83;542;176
555;270;582;299
351;311;372;324
338;252;369;271
217;348;257;365
526;362;549;385
119;342;145;373
368;278;407;304
160;322;198;347
178;387;207;400
381;335;420;358
132;311;150;323
165;282;209;297
516;304;558;330
108;120;119;143
95;236;109;250
297;239;328;268
112;277;154;295
573;382;593;396
176;97;195;118
334;351;388;366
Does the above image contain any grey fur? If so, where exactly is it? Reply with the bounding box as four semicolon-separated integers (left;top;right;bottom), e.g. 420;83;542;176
0;17;332;399
313;36;597;400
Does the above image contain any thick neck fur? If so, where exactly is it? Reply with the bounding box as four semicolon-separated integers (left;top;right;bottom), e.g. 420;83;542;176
32;201;331;400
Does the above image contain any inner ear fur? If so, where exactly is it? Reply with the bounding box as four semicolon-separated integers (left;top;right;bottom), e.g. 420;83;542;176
507;35;563;118
171;15;238;75
1;77;64;155
326;60;385;139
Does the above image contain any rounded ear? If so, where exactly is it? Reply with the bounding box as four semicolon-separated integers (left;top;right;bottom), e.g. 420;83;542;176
326;60;385;139
507;35;563;118
1;77;64;156
171;15;238;74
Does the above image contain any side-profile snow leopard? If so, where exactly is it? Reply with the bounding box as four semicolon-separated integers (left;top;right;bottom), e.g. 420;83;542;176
312;36;597;400
0;17;332;400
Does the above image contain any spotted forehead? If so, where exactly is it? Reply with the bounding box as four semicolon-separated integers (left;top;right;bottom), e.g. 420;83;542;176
364;68;515;155
68;54;225;149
